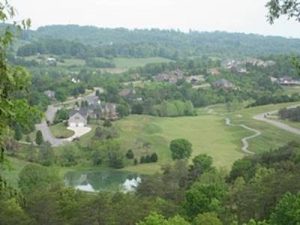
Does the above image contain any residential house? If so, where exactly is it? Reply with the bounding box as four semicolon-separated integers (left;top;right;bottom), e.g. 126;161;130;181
207;68;220;76
68;111;87;127
101;103;118;120
44;90;56;99
86;95;101;106
185;75;205;85
119;88;136;98
154;69;184;84
278;76;300;86
212;79;235;90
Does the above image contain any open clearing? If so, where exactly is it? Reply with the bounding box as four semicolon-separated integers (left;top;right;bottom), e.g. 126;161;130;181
116;102;300;174
115;114;247;173
222;102;300;154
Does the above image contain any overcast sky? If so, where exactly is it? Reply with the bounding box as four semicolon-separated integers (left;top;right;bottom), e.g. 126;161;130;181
10;0;300;38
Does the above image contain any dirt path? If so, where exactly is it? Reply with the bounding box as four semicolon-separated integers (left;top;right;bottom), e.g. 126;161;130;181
225;118;259;154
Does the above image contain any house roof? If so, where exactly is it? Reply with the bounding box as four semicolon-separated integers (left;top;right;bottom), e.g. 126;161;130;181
68;112;87;124
69;108;88;118
213;79;234;89
85;95;100;105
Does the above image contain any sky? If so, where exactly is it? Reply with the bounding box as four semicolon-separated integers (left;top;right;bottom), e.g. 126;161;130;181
9;0;300;38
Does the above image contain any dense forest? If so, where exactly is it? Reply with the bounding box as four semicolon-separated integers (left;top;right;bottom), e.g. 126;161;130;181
1;142;300;225
16;25;300;59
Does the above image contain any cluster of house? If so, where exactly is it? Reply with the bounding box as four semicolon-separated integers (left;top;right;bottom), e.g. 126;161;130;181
270;76;300;86
68;95;118;128
153;69;208;86
154;69;184;84
222;58;276;74
212;79;235;90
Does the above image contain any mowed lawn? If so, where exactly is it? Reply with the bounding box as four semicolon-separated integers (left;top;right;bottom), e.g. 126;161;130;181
115;114;246;173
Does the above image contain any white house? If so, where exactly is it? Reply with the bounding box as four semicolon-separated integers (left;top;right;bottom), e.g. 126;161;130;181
68;112;87;127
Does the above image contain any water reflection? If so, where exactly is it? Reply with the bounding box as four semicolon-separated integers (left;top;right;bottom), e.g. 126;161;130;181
64;170;141;192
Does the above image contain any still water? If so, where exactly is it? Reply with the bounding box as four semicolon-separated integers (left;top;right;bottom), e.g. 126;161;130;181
64;169;141;192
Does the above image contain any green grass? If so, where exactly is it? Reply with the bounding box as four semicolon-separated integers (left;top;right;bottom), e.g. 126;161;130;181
49;123;75;138
227;102;300;153
115;114;246;173
282;86;300;95
113;57;172;69
115;102;300;174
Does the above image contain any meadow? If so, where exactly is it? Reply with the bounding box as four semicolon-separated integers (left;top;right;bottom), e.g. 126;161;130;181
115;114;247;173
116;102;300;174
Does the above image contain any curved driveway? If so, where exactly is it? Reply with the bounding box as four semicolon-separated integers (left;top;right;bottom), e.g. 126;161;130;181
35;90;98;147
35;120;66;147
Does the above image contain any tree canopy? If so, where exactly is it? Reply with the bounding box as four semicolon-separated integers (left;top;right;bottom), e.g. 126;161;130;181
266;0;300;23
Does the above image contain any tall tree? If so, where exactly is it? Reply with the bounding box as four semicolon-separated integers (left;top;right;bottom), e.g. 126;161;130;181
170;139;192;160
35;130;44;145
0;0;33;162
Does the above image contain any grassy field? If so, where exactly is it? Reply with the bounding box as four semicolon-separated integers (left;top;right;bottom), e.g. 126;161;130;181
115;114;247;173
112;57;172;69
115;102;300;174
221;102;300;153
49;123;75;138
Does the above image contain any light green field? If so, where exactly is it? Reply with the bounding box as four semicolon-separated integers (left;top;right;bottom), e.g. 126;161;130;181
49;123;75;138
223;102;300;153
115;114;247;173
116;102;300;174
113;57;172;69
279;119;300;129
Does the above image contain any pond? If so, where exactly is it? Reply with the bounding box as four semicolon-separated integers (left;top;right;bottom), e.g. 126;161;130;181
64;169;142;192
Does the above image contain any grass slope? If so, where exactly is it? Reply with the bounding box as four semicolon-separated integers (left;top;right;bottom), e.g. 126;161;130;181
221;102;300;154
116;114;246;173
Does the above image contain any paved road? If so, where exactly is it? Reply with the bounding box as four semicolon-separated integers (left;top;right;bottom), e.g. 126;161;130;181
45;105;60;124
225;118;259;154
35;120;65;147
254;112;300;135
35;89;98;147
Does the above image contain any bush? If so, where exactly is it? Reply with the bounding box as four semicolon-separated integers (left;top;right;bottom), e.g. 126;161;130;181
126;149;134;159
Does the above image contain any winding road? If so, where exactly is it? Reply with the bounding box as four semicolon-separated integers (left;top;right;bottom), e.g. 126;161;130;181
253;104;300;136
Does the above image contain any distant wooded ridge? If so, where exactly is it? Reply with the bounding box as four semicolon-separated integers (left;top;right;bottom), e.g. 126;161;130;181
15;25;300;58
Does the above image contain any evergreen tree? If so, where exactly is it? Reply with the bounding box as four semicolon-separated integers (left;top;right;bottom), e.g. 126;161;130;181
35;130;44;145
14;124;22;141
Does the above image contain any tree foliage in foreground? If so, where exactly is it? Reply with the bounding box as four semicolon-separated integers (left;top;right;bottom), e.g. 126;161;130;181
266;0;300;23
0;0;40;163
